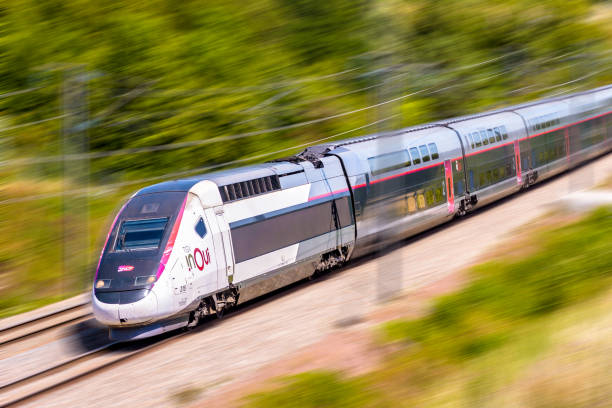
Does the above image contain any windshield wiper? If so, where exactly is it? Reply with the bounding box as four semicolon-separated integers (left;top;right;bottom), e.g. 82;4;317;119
120;235;133;253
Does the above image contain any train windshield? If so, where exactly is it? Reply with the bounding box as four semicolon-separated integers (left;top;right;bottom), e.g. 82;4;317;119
105;191;187;255
115;218;169;250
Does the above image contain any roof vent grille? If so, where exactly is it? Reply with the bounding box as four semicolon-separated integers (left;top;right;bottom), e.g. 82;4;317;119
219;175;281;203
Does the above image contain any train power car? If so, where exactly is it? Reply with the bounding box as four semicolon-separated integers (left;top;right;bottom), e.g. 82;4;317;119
93;84;612;341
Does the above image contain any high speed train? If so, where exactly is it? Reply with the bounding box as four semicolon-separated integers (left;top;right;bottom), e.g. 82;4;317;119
93;84;612;341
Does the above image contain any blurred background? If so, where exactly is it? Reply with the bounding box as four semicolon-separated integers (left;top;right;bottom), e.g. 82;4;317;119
0;0;611;322
1;1;612;407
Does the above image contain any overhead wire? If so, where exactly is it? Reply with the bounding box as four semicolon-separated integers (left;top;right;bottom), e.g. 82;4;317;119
1;68;607;205
1;53;608;167
0;88;429;166
0;87;44;99
0;114;67;134
0;115;398;205
3;67;609;206
138;68;361;97
0;51;608;188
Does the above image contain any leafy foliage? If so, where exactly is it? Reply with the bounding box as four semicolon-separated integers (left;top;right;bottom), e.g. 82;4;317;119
383;207;612;361
0;0;609;180
0;0;611;315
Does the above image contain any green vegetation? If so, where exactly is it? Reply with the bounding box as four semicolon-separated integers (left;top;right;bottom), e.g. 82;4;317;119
241;207;612;407
1;0;611;316
383;207;612;358
245;372;385;408
0;184;134;317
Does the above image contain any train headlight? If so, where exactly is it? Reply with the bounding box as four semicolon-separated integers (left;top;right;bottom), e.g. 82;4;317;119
135;275;156;285
96;279;111;289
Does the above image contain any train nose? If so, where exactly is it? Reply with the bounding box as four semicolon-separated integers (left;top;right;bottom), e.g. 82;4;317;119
92;293;119;326
92;289;158;326
118;291;158;324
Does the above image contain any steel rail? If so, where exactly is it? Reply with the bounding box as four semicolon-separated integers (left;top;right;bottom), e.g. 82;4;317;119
0;313;92;347
0;280;315;408
0;303;90;346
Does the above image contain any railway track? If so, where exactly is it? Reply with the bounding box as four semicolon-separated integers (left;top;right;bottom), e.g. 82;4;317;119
0;303;91;347
1;157;610;408
0;332;181;408
0;289;285;408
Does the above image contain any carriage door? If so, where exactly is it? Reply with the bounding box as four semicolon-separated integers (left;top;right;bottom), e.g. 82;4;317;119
444;160;454;214
513;140;523;185
213;206;235;284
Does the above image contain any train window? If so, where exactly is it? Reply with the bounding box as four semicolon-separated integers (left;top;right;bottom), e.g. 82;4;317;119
425;189;435;206
409;147;421;164
115;218;168;251
492;167;500;181
479;130;489;145
407;195;417;213
467;133;475;149
428;143;439;159
487;129;495;144
434;187;443;203
419;145;430;162
500;125;509;140
479;172;486;187
368;150;411;176
417;192;426;209
195;217;207;239
493;127;502;142
472;132;482;147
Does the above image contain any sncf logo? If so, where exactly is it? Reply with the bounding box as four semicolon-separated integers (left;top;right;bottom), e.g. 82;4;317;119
186;248;210;271
118;265;135;272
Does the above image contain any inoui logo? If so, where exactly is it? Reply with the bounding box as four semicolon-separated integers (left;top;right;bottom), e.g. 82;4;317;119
185;248;210;271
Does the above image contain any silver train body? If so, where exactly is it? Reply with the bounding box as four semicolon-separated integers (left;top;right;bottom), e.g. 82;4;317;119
93;85;612;341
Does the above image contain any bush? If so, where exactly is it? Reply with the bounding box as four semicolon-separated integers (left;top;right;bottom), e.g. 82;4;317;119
383;207;612;361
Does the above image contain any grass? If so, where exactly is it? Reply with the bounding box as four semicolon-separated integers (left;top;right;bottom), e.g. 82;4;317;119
0;178;137;318
243;372;386;408
239;207;612;408
382;207;612;361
